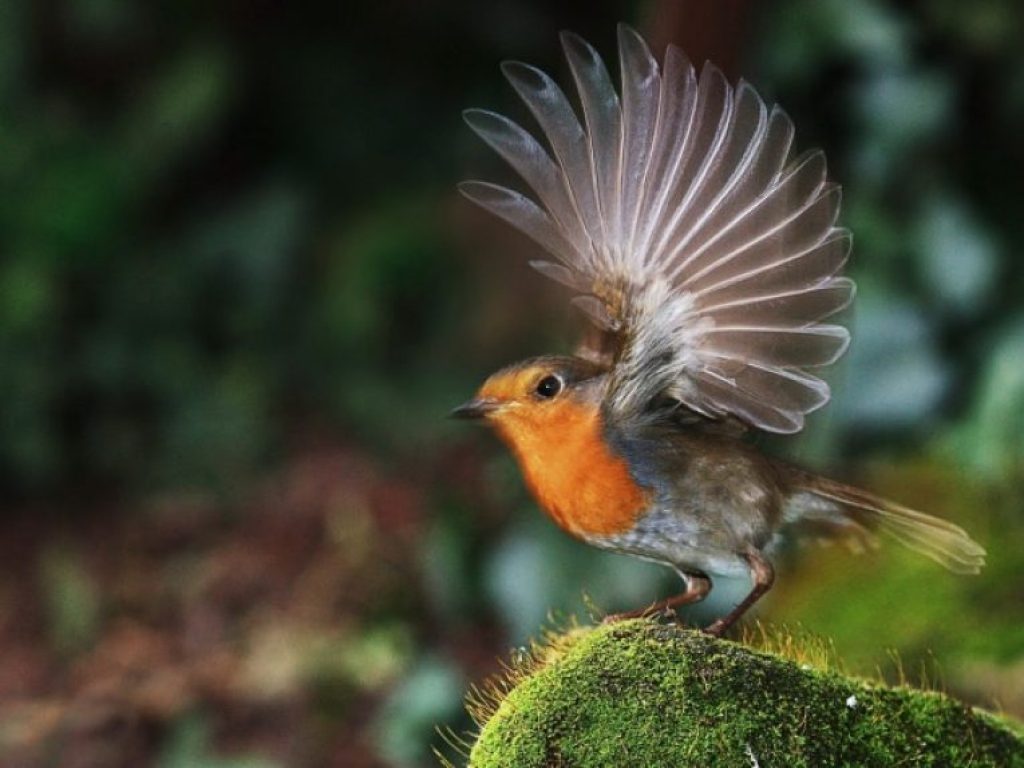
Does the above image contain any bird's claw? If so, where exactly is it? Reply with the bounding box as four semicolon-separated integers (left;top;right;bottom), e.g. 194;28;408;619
601;605;683;626
701;619;727;637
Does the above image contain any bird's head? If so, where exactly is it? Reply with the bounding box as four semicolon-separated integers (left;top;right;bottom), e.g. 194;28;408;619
451;356;606;446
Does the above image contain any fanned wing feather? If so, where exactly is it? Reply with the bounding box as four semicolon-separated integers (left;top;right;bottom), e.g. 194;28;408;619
461;24;852;433
462;109;587;250
562;31;623;250
458;181;577;265
617;24;660;256
694;228;851;302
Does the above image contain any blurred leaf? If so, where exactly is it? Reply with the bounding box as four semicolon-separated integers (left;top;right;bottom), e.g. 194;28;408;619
38;544;100;657
759;0;909;84
422;505;478;621
0;259;56;332
373;655;465;768
0;257;60;483
852;69;953;183
950;318;1024;479
158;713;280;768
833;292;949;431
916;194;999;317
189;184;307;318
20;144;131;258
120;45;234;186
312;200;479;451
335;624;412;691
65;0;139;43
857;70;951;144
827;0;910;63
484;513;668;643
923;0;1023;51
155;361;272;487
318;202;458;361
0;0;26;102
842;194;911;279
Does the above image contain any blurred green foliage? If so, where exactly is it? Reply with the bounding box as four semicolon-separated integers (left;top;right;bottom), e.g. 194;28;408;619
752;0;1024;460
1;0;1021;495
38;542;100;657
2;0;612;493
158;714;280;768
2;0;1024;765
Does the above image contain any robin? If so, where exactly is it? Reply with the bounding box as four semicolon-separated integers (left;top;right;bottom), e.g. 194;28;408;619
453;24;985;635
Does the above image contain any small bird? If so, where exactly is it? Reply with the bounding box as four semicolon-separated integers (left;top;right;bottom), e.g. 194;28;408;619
453;25;985;635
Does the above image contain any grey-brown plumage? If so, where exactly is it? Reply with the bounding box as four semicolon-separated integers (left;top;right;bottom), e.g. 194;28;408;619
455;26;985;634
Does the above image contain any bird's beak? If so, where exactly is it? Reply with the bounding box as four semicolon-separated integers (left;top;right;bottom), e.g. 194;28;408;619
449;397;501;420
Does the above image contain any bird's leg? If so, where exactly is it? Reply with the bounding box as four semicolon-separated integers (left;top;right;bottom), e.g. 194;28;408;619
703;549;774;637
601;571;711;624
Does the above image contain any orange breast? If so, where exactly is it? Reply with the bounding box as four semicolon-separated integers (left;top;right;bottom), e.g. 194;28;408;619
493;401;648;537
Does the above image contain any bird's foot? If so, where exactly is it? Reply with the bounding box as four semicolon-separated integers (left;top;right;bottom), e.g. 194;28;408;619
701;619;728;637
601;605;682;626
600;609;648;625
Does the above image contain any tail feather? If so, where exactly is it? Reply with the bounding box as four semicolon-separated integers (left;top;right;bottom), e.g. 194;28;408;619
784;474;986;574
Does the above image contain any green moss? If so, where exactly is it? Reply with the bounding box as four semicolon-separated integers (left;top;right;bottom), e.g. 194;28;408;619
468;620;1024;767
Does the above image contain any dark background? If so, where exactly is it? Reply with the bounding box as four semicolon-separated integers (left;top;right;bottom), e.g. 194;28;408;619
1;0;1022;765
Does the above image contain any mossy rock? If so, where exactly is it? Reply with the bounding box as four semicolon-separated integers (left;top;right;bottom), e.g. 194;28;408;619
467;620;1024;767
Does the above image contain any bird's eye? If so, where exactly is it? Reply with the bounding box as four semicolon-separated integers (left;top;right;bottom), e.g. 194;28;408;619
535;374;563;399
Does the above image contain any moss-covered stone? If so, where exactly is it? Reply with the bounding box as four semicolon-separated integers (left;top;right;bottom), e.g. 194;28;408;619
468;620;1024;767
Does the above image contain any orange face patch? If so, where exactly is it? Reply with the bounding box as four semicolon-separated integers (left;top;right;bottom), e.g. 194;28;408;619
477;366;540;405
485;394;647;538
